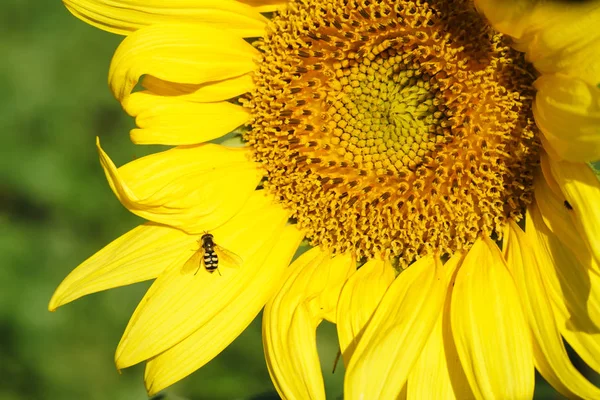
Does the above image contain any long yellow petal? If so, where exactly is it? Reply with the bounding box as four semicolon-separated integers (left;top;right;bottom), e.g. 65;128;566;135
505;220;600;399
547;157;600;266
125;93;249;145
115;191;291;369
143;224;303;395
408;253;468;400
63;0;267;37
336;259;394;367
534;74;600;163
263;248;354;400
97;139;263;234
528;205;600;331
345;255;446;400
451;237;534;400
108;23;257;108
526;206;600;375
408;317;458;400
49;222;192;311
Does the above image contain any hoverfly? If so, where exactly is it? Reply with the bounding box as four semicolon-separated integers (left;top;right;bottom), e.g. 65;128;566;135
181;233;243;275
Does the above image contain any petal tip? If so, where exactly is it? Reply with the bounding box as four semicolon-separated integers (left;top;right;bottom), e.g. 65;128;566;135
48;283;70;311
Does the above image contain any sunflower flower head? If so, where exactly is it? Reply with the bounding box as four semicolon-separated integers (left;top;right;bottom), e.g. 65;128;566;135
51;0;600;399
245;0;540;264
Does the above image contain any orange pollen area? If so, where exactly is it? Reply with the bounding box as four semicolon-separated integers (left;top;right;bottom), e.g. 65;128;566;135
244;0;540;265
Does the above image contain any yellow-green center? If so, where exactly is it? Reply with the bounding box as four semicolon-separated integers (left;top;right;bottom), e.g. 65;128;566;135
329;62;444;172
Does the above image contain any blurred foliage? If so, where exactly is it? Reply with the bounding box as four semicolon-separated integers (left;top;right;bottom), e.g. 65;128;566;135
1;1;599;400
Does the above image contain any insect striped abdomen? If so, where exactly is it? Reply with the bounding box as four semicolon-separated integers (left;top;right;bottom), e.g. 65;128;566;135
204;249;219;273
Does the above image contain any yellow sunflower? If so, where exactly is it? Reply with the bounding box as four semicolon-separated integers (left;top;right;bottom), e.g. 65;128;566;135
50;0;600;398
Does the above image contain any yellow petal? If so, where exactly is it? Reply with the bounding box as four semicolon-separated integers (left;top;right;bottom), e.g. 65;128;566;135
526;205;600;375
141;73;254;103
408;253;469;400
97;139;262;233
538;151;563;197
143;224;303;395
451;237;534;400
109;23;257;108
534;74;600;163
336;259;394;367
547;157;600;266
534;165;598;273
532;41;600;89
238;0;288;12
475;0;600;85
473;0;537;39
505;220;600;399
49;222;192;311
63;0;267;37
263;248;354;400
345;255;446;400
559;328;600;378
527;205;600;331
408;318;458;400
115;191;291;369
126;93;249;145
513;4;600;85
534;167;586;257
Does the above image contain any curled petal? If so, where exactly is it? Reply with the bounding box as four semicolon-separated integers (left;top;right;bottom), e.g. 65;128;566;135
115;191;291;369
140;74;254;104
514;4;600;85
63;0;267;37
451;237;534;400
475;0;600;85
143;224;304;395
97;139;263;233
345;255;446;399
263;248;354;400
109;23;257;107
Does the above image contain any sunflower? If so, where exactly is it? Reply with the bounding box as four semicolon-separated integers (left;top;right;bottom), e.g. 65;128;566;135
50;0;600;398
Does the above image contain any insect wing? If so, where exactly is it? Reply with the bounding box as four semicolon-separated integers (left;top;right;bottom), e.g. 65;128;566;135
181;248;205;275
214;245;243;268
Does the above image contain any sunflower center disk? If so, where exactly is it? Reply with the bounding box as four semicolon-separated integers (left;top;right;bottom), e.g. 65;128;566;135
245;0;540;265
332;61;443;172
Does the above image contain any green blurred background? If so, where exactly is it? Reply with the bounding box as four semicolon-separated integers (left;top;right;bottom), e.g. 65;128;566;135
1;1;597;400
0;2;344;399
